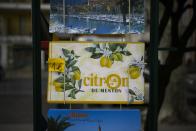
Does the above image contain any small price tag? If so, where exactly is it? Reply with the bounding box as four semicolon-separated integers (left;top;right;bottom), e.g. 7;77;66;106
48;58;65;72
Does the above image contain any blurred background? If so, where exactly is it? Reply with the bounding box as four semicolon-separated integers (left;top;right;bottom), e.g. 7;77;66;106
0;0;49;131
0;0;196;131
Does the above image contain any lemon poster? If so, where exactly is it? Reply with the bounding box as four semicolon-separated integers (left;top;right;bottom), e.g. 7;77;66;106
48;109;141;131
47;41;145;104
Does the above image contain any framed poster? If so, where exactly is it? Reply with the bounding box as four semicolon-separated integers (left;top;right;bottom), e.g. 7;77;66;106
50;0;144;34
47;41;145;104
48;109;141;131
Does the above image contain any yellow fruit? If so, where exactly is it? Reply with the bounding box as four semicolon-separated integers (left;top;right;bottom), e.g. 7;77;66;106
112;54;118;61
55;85;64;92
53;81;63;92
112;53;123;61
53;81;60;86
100;56;108;67
100;56;112;68
73;70;81;80
128;66;141;79
106;58;112;68
115;53;123;61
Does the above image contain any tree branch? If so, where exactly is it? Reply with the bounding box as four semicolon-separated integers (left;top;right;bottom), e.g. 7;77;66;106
159;10;170;42
159;1;173;44
180;16;196;46
170;1;189;47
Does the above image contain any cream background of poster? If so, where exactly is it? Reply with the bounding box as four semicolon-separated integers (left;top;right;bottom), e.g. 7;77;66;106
48;41;144;104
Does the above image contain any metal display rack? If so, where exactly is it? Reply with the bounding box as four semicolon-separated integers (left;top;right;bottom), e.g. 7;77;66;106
32;0;159;131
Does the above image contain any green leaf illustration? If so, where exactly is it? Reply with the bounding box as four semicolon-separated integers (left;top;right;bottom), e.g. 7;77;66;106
75;55;80;58
78;79;82;89
141;56;144;61
67;60;77;68
71;79;76;86
109;44;118;52
129;89;136;95
55;76;71;83
68;89;77;99
95;44;100;48
68;90;76;99
91;53;103;59
118;44;127;49
62;48;70;57
68;88;84;99
71;50;74;54
71;66;80;72
85;47;96;53
61;84;74;91
121;51;132;56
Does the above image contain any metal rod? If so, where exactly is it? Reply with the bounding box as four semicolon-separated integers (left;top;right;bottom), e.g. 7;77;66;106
148;0;159;130
63;0;65;29
158;47;178;51
158;47;196;52
32;0;42;131
129;0;131;32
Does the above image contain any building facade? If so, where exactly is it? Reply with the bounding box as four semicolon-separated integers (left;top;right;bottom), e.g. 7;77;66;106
0;0;49;70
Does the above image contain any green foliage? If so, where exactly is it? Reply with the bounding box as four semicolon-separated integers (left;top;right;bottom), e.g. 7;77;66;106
67;60;77;68
90;53;103;59
62;48;70;57
120;51;132;56
85;47;96;52
48;116;74;131
53;48;84;99
85;43;132;67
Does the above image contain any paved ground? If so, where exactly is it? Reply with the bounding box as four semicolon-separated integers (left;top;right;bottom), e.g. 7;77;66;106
0;78;33;131
0;70;49;131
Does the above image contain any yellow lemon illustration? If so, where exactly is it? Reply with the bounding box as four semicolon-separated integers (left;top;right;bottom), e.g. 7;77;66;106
112;53;123;61
106;58;112;68
73;70;81;80
116;52;123;61
55;85;64;92
112;54;118;61
100;56;108;67
53;81;63;92
53;81;60;86
100;56;112;68
128;66;141;79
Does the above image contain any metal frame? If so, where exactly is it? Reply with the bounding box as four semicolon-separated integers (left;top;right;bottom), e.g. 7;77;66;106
148;0;159;130
32;0;159;131
32;0;42;131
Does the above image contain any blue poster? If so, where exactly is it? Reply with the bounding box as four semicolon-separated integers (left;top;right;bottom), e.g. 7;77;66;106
48;109;141;131
50;0;144;34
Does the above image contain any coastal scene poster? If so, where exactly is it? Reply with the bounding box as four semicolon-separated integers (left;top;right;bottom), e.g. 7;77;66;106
50;0;144;34
48;109;141;131
47;41;145;104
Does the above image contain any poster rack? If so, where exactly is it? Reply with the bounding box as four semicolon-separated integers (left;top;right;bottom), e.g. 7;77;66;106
32;0;159;131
